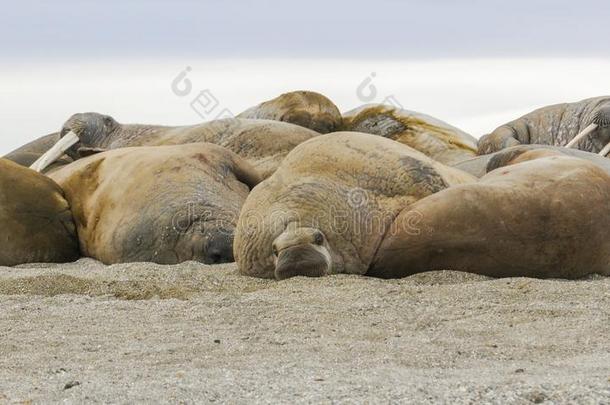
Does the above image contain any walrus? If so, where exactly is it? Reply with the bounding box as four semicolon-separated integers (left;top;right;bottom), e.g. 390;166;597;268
477;96;610;156
237;90;343;134
454;144;610;177
342;104;478;165
49;142;262;265
370;153;610;279
233;132;476;279
4;132;73;171
31;115;318;178
0;159;79;266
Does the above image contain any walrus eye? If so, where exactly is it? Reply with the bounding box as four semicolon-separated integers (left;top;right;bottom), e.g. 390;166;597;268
313;231;324;246
272;245;279;256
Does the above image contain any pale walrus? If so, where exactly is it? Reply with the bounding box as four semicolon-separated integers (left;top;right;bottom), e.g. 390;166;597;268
477;96;610;156
342;104;478;165
4;132;73;171
31;115;318;178
0;159;79;266
370;154;610;279
233;132;476;279
454;144;610;177
49;143;262;265
237;90;343;134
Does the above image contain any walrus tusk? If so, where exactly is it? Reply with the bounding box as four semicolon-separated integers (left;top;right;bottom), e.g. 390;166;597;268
30;131;80;173
599;141;610;157
565;123;598;148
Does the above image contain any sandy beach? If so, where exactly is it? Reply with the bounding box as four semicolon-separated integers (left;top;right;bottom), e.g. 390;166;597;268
0;259;608;403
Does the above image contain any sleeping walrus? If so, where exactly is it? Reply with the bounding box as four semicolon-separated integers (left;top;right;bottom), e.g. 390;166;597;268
235;134;610;280
237;90;343;134
342;104;478;165
371;153;610;279
0;159;79;266
478;96;610;156
49;143;261;265
31;115;318;178
233;132;476;279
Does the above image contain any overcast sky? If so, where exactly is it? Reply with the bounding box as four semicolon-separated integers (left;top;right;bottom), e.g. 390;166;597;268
1;1;609;154
1;0;609;60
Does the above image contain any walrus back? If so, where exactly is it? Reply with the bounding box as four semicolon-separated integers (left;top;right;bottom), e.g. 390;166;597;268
370;156;610;279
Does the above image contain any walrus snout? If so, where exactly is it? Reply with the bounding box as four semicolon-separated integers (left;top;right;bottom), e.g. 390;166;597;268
566;105;610;153
592;105;610;128
58;124;83;160
203;232;235;264
591;105;610;156
61;113;104;153
274;244;329;280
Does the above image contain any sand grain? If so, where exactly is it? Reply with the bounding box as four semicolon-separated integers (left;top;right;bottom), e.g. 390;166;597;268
0;259;608;403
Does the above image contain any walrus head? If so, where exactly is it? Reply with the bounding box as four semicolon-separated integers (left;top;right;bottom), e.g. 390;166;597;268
568;104;610;155
279;110;340;135
275;91;343;134
59;112;119;158
30;112;119;172
272;226;333;280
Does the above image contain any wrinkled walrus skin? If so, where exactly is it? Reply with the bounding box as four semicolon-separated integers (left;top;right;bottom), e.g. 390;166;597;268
237;90;343;134
370;155;610;279
454;144;610;177
0;159;79;266
49;143;262;265
45;114;318;179
342;104;478;165
478;96;610;155
234;132;476;280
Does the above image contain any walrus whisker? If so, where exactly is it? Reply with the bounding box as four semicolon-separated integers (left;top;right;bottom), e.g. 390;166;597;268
30;131;80;173
598;141;610;157
565;123;598;148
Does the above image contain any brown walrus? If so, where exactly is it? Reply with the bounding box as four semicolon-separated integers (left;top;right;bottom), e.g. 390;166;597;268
342;104;478;165
237;90;343;134
371;153;610;279
454;144;610;177
4;132;73;171
477;96;610;156
31;115;319;178
49;143;261;265
0;159;79;266
233;132;476;279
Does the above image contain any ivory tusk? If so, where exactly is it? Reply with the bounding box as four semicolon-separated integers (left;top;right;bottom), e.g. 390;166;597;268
565;123;598;148
30;131;80;173
599;141;610;157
